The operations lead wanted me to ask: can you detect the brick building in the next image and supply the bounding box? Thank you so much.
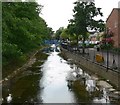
[106,8,120,48]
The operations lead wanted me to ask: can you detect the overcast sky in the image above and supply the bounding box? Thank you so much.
[37,0,120,31]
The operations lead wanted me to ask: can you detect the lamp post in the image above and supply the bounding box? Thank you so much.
[106,42,109,71]
[106,28,109,71]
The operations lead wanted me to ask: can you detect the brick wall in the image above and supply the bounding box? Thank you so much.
[118,9,120,47]
[106,9,120,48]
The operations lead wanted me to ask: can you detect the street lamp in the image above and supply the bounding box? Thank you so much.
[105,28,109,71]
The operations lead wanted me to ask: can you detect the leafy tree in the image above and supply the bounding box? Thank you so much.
[2,2,51,67]
[60,28,69,40]
[47,27,54,39]
[67,1,105,53]
[55,27,64,40]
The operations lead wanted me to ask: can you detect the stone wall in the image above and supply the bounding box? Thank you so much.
[61,48,120,90]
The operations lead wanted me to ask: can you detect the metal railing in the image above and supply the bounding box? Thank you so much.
[61,43,120,73]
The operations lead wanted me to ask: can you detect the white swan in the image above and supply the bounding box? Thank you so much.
[6,94,12,103]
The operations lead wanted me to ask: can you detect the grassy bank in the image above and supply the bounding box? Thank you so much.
[72,80,91,103]
[2,49,49,103]
[2,46,48,78]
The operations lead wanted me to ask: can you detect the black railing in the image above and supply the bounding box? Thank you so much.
[61,43,120,72]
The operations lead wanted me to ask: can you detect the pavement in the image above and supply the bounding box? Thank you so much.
[61,44,120,71]
[85,48,120,71]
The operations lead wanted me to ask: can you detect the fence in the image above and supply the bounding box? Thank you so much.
[61,43,120,72]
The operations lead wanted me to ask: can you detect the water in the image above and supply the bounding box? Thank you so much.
[2,45,119,104]
[36,49,112,104]
[37,51,76,103]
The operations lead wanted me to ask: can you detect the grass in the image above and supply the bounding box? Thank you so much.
[72,80,102,104]
[2,46,48,79]
[72,80,91,103]
[35,51,48,61]
[2,49,49,103]
[11,74,40,103]
[2,60,26,79]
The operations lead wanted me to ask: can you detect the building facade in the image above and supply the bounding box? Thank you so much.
[106,8,120,48]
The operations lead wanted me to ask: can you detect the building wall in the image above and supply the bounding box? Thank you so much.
[90,36,96,41]
[106,9,120,48]
[118,9,120,47]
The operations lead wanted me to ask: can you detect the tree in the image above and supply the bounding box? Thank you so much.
[55,27,64,40]
[2,2,51,66]
[60,28,69,40]
[67,1,105,53]
[47,27,54,39]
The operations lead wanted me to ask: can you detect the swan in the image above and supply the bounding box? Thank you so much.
[6,94,12,103]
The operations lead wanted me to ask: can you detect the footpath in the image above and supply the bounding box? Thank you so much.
[88,48,120,71]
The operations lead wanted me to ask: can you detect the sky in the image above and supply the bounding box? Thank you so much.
[37,0,120,31]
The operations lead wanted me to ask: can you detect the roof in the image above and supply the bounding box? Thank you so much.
[106,8,120,22]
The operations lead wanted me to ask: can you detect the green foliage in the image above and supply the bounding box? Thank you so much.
[2,2,52,67]
[87,43,95,48]
[67,1,105,53]
[70,41,78,46]
[100,43,113,50]
[69,34,78,41]
[112,48,120,53]
[101,32,114,50]
[67,1,105,40]
[47,27,54,39]
[60,28,69,39]
[55,27,64,40]
[72,80,91,102]
[2,43,23,66]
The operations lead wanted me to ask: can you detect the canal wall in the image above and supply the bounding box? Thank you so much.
[61,48,120,90]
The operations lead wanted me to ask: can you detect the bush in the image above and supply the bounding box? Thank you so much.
[87,44,94,48]
[70,41,78,46]
[2,43,24,65]
[100,43,113,50]
[112,48,120,53]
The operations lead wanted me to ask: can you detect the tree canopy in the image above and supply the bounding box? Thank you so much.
[67,1,105,40]
[66,1,105,53]
[2,2,52,66]
[55,27,64,40]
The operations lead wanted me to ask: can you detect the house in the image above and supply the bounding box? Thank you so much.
[89,31,97,42]
[89,32,104,44]
[106,8,120,48]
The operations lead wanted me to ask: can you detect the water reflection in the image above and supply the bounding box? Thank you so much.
[61,57,112,104]
[37,51,76,103]
[38,45,112,103]
[43,44,60,53]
